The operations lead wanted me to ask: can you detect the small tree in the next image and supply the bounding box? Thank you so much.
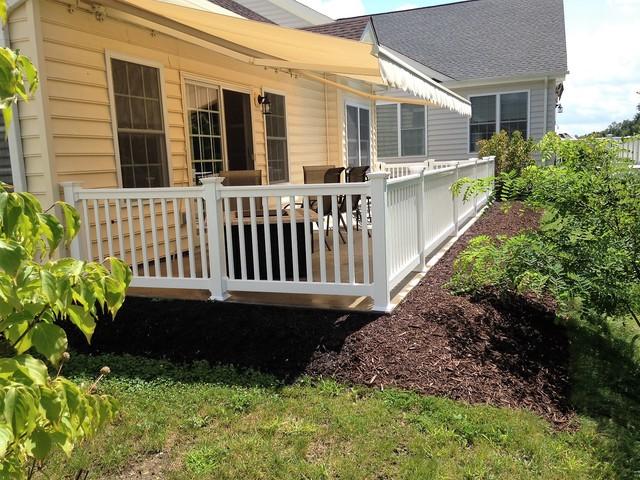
[478,130,536,176]
[0,2,131,477]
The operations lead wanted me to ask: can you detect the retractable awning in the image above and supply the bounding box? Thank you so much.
[103,0,471,115]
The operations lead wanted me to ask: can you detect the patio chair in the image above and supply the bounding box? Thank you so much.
[341,166,370,233]
[219,169,262,214]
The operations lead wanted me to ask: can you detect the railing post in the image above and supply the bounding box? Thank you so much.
[201,177,229,302]
[452,162,460,236]
[472,157,479,215]
[368,172,392,312]
[60,181,85,259]
[415,165,427,272]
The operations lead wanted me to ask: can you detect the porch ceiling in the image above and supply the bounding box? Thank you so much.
[104,0,471,115]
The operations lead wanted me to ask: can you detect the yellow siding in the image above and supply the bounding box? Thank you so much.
[34,0,347,191]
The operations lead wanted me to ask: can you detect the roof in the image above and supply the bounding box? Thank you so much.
[304,0,568,82]
[208,0,274,22]
[303,16,370,40]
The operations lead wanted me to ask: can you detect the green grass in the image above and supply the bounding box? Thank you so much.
[38,317,640,480]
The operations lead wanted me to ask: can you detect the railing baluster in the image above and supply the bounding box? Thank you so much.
[318,195,326,283]
[331,194,340,283]
[249,197,260,280]
[302,196,312,282]
[149,199,160,278]
[115,199,125,261]
[223,198,235,280]
[262,196,273,281]
[138,199,149,277]
[173,198,184,278]
[185,199,196,278]
[104,199,113,258]
[161,199,172,277]
[126,199,137,273]
[289,195,300,282]
[236,197,247,281]
[346,195,355,284]
[82,199,91,261]
[93,199,103,263]
[360,199,369,284]
[275,197,285,281]
[197,198,208,278]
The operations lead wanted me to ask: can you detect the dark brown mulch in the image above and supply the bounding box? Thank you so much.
[70,202,573,427]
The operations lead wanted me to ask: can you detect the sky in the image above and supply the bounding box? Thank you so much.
[298,0,640,136]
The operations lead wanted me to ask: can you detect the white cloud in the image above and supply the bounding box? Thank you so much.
[558,0,640,135]
[296,0,366,19]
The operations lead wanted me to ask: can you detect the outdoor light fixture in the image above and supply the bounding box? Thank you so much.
[257,94,271,115]
[556,103,563,113]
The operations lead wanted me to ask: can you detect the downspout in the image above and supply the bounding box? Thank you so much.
[0,22,27,192]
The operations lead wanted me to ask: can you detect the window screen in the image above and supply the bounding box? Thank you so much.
[500,92,528,137]
[265,93,289,183]
[111,58,168,188]
[376,104,398,158]
[400,104,425,156]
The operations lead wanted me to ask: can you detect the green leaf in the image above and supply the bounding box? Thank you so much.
[40,388,62,424]
[0,239,26,275]
[30,323,68,365]
[30,427,52,460]
[67,304,96,343]
[15,355,48,386]
[40,269,58,305]
[5,319,32,354]
[37,212,64,252]
[0,424,13,458]
[56,201,81,245]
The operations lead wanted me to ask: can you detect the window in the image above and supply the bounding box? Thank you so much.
[346,104,370,167]
[469,92,528,152]
[186,82,224,183]
[0,116,12,185]
[265,92,289,183]
[111,58,168,188]
[376,103,426,158]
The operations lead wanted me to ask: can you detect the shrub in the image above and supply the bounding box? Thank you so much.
[478,130,536,176]
[450,134,640,328]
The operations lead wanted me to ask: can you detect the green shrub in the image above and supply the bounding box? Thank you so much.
[477,130,536,176]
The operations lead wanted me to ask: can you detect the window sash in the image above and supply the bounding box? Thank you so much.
[111,58,169,188]
[265,92,289,183]
[469,92,528,152]
[376,103,426,158]
[346,104,370,167]
[185,81,224,183]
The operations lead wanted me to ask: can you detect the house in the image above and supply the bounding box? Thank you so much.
[1,0,490,312]
[304,0,569,163]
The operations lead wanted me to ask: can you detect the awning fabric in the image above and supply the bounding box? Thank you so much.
[109,0,470,115]
[378,51,471,116]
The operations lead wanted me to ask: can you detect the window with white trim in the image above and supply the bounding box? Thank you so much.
[185,81,224,183]
[346,104,370,167]
[376,103,426,158]
[469,92,528,152]
[111,58,169,188]
[265,92,289,183]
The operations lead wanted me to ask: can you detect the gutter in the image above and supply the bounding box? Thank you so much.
[0,23,27,192]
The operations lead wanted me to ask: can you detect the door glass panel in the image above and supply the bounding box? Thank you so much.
[359,108,370,166]
[223,90,254,171]
[346,105,359,167]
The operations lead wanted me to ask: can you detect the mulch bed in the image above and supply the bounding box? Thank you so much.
[70,202,573,428]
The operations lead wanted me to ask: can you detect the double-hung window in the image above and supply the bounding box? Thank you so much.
[376,103,426,158]
[111,58,169,188]
[185,82,224,183]
[346,104,370,167]
[469,92,528,152]
[265,92,289,183]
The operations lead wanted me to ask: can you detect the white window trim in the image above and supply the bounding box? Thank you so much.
[468,89,531,154]
[180,72,257,186]
[262,88,291,185]
[344,100,371,167]
[105,51,173,188]
[376,102,428,160]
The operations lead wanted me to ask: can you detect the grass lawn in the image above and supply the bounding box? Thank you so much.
[40,316,640,480]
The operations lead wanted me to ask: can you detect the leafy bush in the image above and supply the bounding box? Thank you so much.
[0,184,131,477]
[450,133,640,327]
[477,130,536,176]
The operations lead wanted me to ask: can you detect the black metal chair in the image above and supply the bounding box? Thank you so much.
[341,166,370,234]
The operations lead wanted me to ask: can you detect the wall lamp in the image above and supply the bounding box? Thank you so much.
[257,94,271,115]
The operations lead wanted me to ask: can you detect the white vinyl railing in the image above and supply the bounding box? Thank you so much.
[61,156,494,312]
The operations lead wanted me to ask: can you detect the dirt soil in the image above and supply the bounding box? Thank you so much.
[71,202,573,427]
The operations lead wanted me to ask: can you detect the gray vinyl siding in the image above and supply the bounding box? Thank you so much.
[427,80,556,162]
